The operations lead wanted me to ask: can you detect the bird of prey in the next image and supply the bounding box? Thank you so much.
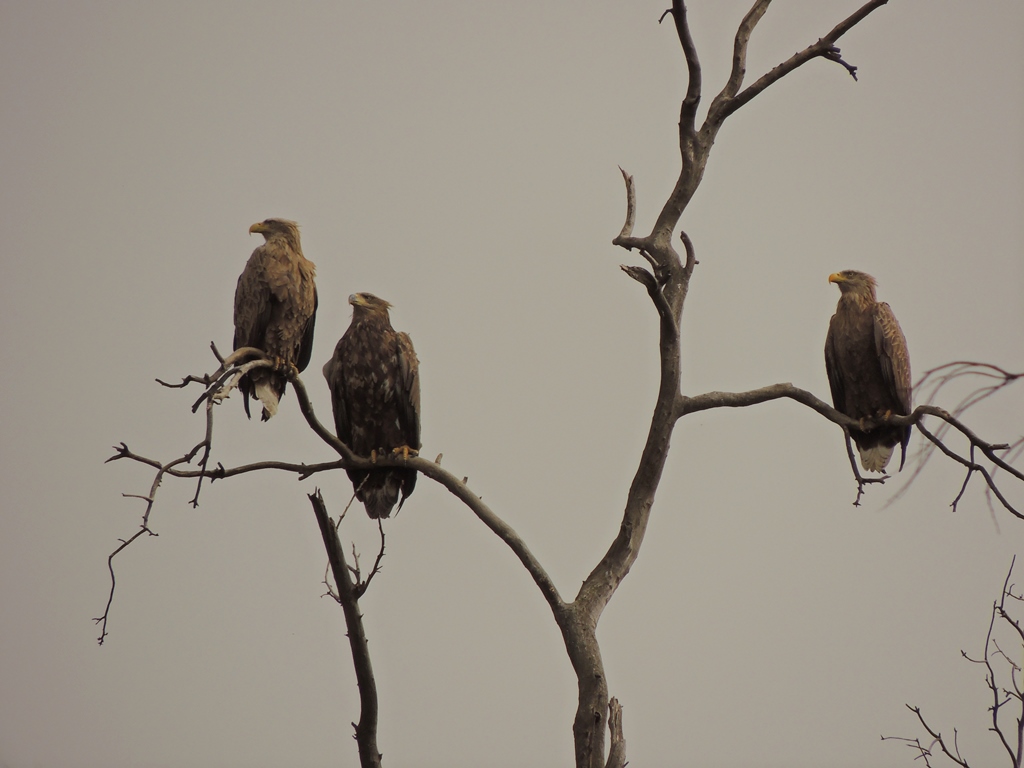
[233,218,318,420]
[323,292,421,518]
[825,270,912,472]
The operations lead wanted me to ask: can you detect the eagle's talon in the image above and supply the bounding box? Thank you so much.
[392,445,419,461]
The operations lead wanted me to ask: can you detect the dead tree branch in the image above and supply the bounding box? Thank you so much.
[706,0,889,124]
[605,697,626,768]
[888,363,1024,508]
[885,557,1024,767]
[309,490,381,768]
[674,381,1022,514]
[106,349,567,642]
[349,520,387,600]
[95,441,207,645]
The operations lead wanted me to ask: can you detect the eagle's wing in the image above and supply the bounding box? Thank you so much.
[873,301,912,414]
[296,287,318,373]
[323,341,351,446]
[395,331,421,450]
[233,249,275,418]
[823,314,846,413]
[233,249,272,352]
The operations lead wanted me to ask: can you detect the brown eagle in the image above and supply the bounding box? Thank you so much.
[233,218,318,420]
[323,293,421,518]
[824,270,912,472]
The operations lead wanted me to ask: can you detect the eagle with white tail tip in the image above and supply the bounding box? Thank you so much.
[323,292,421,519]
[233,218,318,420]
[824,269,912,472]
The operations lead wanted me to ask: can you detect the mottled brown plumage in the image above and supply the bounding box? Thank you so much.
[323,293,421,518]
[233,218,318,420]
[825,270,912,472]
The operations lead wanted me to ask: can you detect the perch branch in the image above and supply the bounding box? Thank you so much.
[111,351,566,634]
[674,382,1022,515]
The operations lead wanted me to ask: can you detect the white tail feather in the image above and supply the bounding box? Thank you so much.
[254,380,279,419]
[857,444,894,473]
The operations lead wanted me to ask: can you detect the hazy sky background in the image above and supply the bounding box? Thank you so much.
[2,2,1022,766]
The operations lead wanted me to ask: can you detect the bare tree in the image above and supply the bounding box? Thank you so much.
[883,556,1024,768]
[102,3,1024,767]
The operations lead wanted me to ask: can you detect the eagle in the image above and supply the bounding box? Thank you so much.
[323,292,421,518]
[233,218,318,420]
[824,270,912,473]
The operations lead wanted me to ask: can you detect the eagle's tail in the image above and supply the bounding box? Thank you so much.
[245,371,285,421]
[853,424,910,474]
[254,379,280,420]
[856,443,894,473]
[352,469,417,519]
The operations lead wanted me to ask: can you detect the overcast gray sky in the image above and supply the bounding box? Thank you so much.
[2,2,1022,767]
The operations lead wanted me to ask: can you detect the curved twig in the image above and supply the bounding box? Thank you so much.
[95,446,196,644]
[353,520,387,600]
[916,420,1020,519]
[614,167,636,242]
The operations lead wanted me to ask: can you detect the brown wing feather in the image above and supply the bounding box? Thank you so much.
[295,287,318,373]
[872,302,912,414]
[233,246,275,418]
[322,342,351,446]
[258,237,317,365]
[395,331,421,450]
[233,247,273,352]
[823,316,846,414]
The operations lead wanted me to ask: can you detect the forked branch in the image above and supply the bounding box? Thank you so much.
[646,1,889,244]
[675,381,1023,516]
[106,350,566,642]
[706,0,890,126]
[884,557,1024,767]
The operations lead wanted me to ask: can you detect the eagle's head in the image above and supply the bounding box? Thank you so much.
[829,269,878,300]
[249,218,301,245]
[349,292,393,320]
